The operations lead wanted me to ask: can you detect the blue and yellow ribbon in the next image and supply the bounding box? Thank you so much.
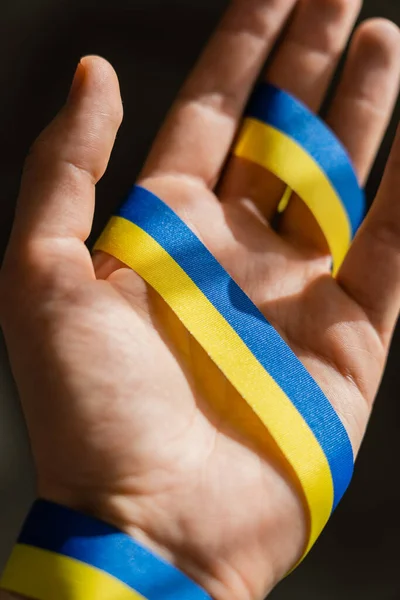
[1,85,364,597]
[94,185,354,559]
[2,546,146,600]
[235,83,365,273]
[1,500,212,600]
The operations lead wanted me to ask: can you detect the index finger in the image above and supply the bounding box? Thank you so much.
[141,0,298,187]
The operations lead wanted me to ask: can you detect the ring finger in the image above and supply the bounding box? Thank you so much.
[219,0,362,221]
[280,18,400,253]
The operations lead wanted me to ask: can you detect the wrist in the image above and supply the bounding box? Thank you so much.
[3,497,225,600]
[1,499,217,599]
[38,490,222,599]
[37,478,301,600]
[37,487,273,600]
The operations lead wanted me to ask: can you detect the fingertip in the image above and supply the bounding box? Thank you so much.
[360,17,400,39]
[353,18,400,68]
[80,55,120,87]
[71,55,124,127]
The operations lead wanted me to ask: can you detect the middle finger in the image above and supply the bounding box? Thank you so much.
[219,0,362,220]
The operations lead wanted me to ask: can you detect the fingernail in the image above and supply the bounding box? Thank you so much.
[68,61,86,102]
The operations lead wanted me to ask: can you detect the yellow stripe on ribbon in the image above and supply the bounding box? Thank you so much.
[234,118,352,274]
[95,216,334,556]
[1,544,146,600]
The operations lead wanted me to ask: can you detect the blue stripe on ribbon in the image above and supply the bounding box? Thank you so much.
[117,185,354,509]
[247,83,365,237]
[19,501,212,600]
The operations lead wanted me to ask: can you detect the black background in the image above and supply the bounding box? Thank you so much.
[0,0,399,598]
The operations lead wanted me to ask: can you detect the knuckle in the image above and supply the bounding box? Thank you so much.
[112,101,124,129]
[2,239,52,293]
[96,98,123,131]
[24,134,51,175]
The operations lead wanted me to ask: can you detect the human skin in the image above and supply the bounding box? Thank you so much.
[0,0,400,599]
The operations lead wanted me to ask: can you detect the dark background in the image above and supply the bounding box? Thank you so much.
[0,0,399,598]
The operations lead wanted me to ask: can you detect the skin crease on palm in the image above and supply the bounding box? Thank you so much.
[0,0,400,598]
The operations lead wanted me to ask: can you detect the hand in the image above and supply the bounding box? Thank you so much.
[1,1,399,599]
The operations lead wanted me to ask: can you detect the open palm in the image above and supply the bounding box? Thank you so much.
[1,1,400,599]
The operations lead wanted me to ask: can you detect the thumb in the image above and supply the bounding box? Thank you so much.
[5,56,123,274]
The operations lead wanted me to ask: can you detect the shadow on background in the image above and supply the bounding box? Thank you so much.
[0,0,399,597]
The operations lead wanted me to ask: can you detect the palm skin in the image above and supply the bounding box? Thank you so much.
[1,2,400,600]
[1,178,378,600]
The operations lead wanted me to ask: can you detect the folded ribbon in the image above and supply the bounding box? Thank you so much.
[234,83,366,274]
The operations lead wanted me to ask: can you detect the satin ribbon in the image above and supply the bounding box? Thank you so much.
[94,185,354,560]
[234,83,365,274]
[1,500,212,600]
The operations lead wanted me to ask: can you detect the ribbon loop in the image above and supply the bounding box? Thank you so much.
[235,83,366,274]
